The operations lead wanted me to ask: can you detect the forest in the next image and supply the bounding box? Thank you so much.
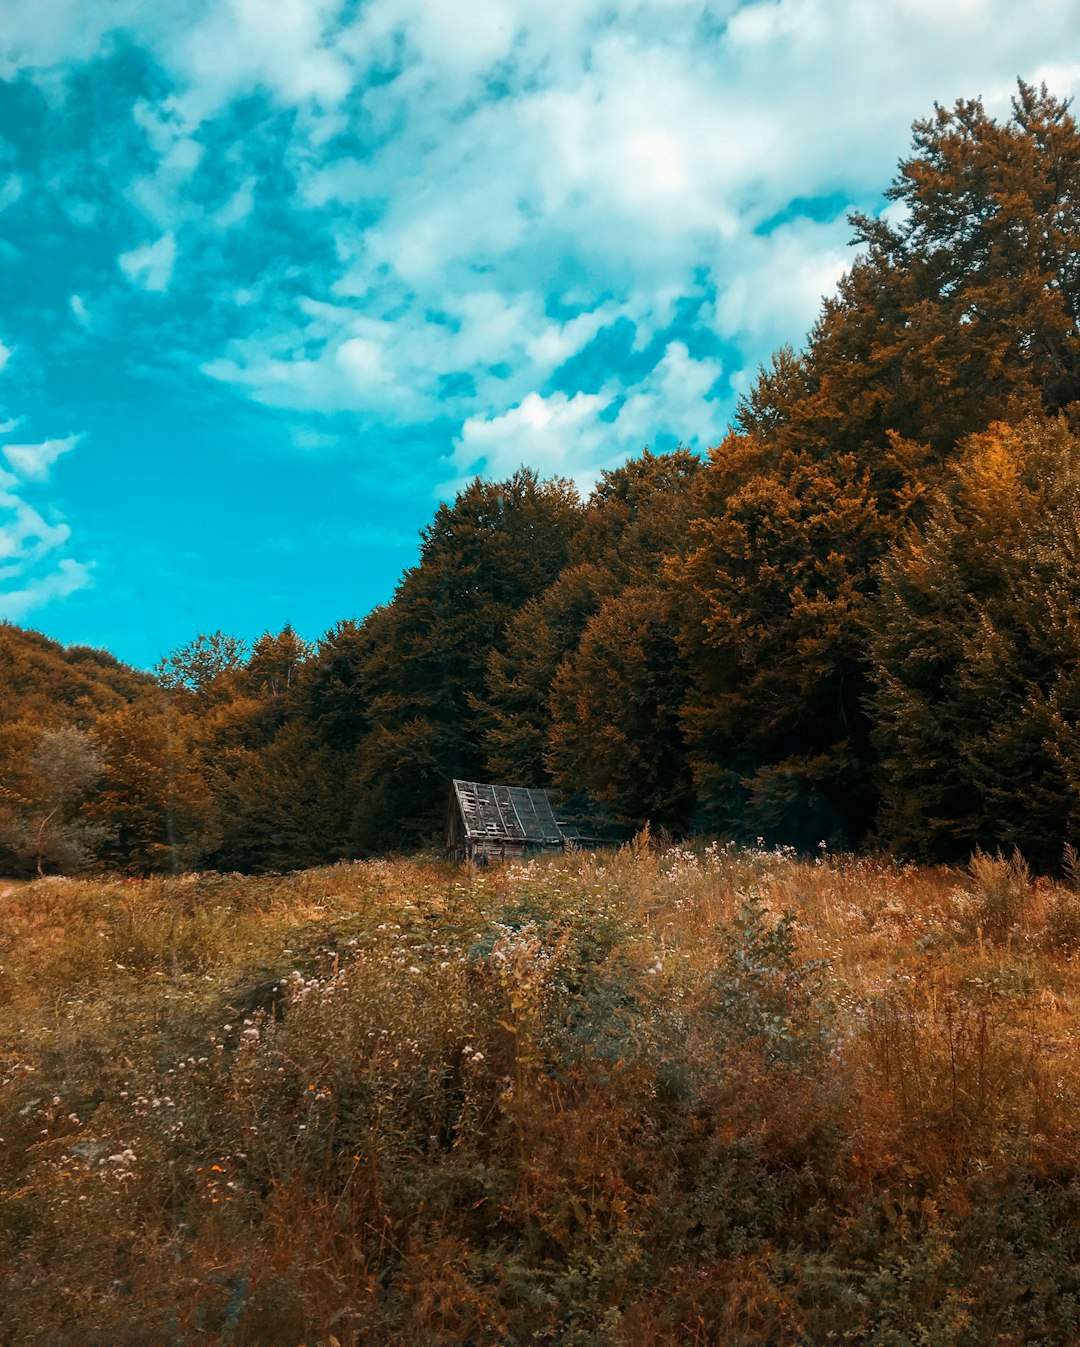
[5,84,1080,1347]
[3,83,1080,878]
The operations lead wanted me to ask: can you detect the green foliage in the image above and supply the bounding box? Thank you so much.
[711,894,831,1067]
[156,630,249,696]
[478,563,616,786]
[89,699,216,873]
[0,622,152,729]
[207,721,353,873]
[674,84,1080,853]
[676,441,898,846]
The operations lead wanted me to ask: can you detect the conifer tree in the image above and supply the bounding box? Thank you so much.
[479,563,617,786]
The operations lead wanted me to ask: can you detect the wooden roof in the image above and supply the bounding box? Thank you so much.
[450,779,565,846]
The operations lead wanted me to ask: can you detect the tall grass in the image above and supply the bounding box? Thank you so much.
[2,844,1079,1344]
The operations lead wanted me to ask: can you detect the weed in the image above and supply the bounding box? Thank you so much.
[0,847,1078,1343]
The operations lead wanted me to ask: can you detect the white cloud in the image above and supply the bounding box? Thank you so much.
[119,232,177,292]
[446,340,723,495]
[5,0,1080,495]
[611,341,723,447]
[164,0,353,125]
[0,492,69,563]
[69,294,90,326]
[194,0,1078,482]
[0,557,92,621]
[214,176,257,229]
[3,433,80,482]
[709,219,852,347]
[451,389,612,487]
[0,427,90,619]
[0,340,10,371]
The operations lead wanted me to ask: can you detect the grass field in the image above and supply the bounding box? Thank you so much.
[2,842,1080,1345]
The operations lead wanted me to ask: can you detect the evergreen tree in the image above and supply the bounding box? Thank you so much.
[677,444,896,846]
[479,563,617,786]
[476,449,702,791]
[207,721,352,873]
[299,619,375,753]
[241,625,313,699]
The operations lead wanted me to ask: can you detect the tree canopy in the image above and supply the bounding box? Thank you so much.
[5,84,1080,874]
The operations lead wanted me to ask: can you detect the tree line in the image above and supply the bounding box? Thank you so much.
[3,83,1080,875]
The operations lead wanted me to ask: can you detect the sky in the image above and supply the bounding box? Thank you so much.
[0,0,1077,669]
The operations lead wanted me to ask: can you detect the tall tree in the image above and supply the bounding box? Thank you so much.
[476,449,702,790]
[869,417,1080,868]
[479,563,617,786]
[348,470,582,850]
[89,700,215,873]
[676,83,1080,848]
[155,631,248,698]
[547,584,694,831]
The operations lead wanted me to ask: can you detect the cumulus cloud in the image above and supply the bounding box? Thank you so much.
[119,232,177,292]
[191,0,1079,484]
[4,0,1080,499]
[451,389,612,487]
[446,340,723,495]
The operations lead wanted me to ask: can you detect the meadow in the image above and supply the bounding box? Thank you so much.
[2,841,1080,1345]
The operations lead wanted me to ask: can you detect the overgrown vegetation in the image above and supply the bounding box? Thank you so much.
[3,845,1080,1344]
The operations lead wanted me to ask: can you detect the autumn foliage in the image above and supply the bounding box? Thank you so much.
[3,84,1080,871]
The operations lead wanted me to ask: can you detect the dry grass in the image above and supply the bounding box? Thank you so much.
[2,844,1080,1345]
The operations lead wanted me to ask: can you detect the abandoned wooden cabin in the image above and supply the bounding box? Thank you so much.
[446,779,605,863]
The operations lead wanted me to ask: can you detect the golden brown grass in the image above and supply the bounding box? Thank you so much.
[2,844,1080,1345]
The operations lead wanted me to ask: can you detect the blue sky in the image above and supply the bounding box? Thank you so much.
[0,0,1077,669]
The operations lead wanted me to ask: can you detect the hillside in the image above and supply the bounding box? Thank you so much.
[2,846,1079,1344]
[6,88,1080,875]
[0,623,153,728]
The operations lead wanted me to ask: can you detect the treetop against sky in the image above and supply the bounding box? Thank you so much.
[0,0,1076,667]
